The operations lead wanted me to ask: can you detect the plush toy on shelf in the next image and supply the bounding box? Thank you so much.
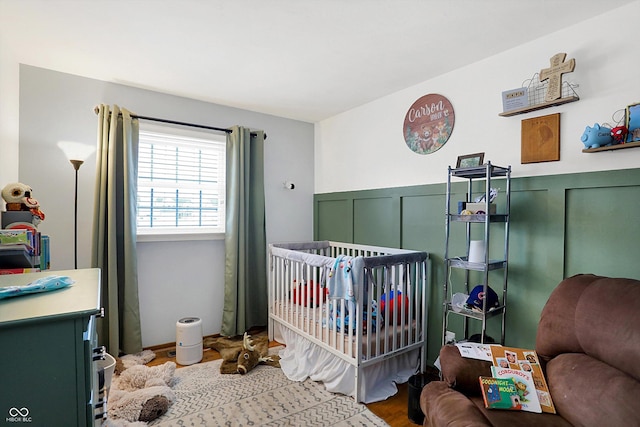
[611,125,629,144]
[580,123,615,149]
[1,182,45,229]
[1,182,45,218]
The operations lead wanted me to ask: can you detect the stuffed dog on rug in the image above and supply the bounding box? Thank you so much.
[204,332,280,374]
[106,352,176,425]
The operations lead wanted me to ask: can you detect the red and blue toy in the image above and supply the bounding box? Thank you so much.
[293,280,327,307]
[379,290,410,324]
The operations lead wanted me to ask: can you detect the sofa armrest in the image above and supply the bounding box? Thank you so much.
[439,344,493,396]
[420,381,492,427]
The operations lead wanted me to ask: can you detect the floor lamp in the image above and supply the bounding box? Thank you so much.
[70,159,84,269]
[58,140,96,270]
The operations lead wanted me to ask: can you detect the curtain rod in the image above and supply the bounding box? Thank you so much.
[93,106,266,139]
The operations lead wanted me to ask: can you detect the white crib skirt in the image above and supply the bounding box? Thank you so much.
[276,324,419,403]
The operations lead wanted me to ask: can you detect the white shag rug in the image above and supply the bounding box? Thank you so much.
[147,347,389,427]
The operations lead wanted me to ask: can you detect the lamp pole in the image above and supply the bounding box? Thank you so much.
[70,159,84,269]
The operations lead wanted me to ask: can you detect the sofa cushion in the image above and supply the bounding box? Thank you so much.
[439,345,492,396]
[547,353,640,427]
[420,381,493,427]
[536,274,601,361]
[469,396,572,427]
[421,381,572,427]
[536,274,640,381]
[574,277,640,382]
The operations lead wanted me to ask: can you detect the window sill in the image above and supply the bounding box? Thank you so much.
[136,232,225,243]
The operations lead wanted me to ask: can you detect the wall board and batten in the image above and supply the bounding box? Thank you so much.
[314,167,640,364]
[314,2,640,195]
[312,2,640,364]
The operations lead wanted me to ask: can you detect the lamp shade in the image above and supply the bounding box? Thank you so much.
[57,141,96,162]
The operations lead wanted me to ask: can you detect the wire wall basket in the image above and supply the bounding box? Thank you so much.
[499,73,579,117]
[525,73,579,107]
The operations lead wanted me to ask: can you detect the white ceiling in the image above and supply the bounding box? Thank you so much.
[1,0,635,123]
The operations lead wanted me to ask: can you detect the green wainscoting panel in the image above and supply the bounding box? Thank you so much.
[316,198,353,242]
[401,194,443,252]
[566,186,640,278]
[353,196,398,247]
[401,192,447,360]
[505,187,563,349]
[314,168,640,364]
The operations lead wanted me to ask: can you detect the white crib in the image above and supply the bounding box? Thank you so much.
[268,241,429,403]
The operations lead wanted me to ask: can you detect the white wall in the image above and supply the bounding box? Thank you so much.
[315,1,640,193]
[15,66,314,347]
[4,1,639,349]
[0,28,20,186]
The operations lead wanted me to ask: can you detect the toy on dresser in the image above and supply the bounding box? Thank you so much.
[1,182,45,230]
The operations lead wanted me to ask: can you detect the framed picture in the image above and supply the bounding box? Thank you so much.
[521,113,560,164]
[626,102,640,143]
[456,152,485,168]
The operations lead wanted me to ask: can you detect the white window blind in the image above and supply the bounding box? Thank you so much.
[136,124,226,236]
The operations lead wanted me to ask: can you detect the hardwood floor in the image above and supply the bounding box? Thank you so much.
[146,338,421,427]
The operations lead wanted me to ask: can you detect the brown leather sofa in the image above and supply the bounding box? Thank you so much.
[420,274,640,427]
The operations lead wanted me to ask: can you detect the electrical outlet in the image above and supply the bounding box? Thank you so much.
[445,331,456,344]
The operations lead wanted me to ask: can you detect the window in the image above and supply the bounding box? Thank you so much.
[136,123,226,238]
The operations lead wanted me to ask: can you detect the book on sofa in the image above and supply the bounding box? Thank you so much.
[455,342,500,361]
[490,346,556,414]
[479,376,522,410]
[490,366,541,413]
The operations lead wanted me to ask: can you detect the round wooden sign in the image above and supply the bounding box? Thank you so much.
[403,94,455,155]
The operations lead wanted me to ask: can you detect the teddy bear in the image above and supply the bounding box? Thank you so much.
[1,182,45,225]
[106,358,176,424]
[204,331,280,375]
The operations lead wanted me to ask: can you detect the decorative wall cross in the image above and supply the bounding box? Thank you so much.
[539,53,575,102]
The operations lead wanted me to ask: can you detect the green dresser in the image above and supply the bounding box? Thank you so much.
[0,268,102,426]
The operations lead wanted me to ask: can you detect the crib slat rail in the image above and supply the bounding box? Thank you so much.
[268,241,429,403]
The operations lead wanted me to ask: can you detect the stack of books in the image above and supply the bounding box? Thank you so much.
[456,342,556,414]
[0,229,49,272]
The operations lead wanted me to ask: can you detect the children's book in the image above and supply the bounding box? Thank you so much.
[0,229,32,245]
[479,376,522,410]
[0,268,40,275]
[490,346,556,414]
[491,366,541,413]
[455,342,501,361]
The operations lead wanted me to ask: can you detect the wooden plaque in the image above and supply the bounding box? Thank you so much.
[521,113,560,164]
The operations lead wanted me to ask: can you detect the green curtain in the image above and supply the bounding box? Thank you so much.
[92,104,142,355]
[221,126,267,336]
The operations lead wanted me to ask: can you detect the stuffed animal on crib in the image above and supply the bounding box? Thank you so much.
[379,290,410,324]
[329,300,379,333]
[204,332,280,375]
[580,123,614,149]
[293,279,328,307]
[1,182,46,225]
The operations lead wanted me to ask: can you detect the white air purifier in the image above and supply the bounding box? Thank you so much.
[176,317,203,365]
